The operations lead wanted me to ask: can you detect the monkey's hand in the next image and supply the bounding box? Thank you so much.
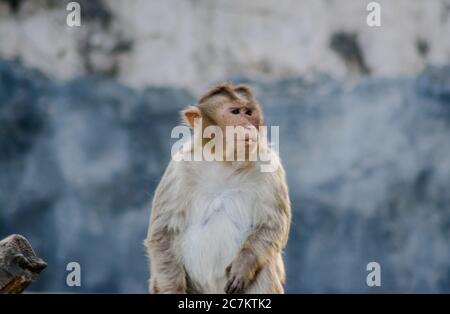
[224,250,258,294]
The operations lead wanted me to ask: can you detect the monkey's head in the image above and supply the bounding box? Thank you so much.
[181,83,265,161]
[183,83,264,129]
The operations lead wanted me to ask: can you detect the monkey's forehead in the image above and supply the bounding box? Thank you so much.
[199,96,260,110]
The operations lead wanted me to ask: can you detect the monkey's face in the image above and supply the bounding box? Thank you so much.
[214,101,260,146]
[215,101,261,130]
[204,100,262,161]
[182,83,265,162]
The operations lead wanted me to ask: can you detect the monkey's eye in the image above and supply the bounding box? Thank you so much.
[245,109,252,116]
[230,108,240,115]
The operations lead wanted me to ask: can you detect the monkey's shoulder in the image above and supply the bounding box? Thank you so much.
[174,159,280,183]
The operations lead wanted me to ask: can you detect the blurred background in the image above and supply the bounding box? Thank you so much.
[0,0,449,293]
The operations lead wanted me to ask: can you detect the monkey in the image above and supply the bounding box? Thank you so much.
[144,82,291,294]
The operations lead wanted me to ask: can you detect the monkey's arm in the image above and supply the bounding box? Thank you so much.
[147,220,187,293]
[145,162,187,294]
[225,168,291,294]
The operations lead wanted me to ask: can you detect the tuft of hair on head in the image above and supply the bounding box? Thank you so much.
[233,84,255,101]
[198,82,236,104]
[198,82,253,104]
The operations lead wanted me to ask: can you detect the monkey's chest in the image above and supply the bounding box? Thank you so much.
[180,189,254,293]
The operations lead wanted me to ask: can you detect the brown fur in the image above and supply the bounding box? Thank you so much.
[145,82,291,294]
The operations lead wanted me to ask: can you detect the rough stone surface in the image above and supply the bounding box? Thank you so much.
[0,0,449,91]
[0,60,449,292]
[0,234,47,293]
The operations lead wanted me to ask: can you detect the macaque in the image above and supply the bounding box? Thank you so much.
[145,83,291,294]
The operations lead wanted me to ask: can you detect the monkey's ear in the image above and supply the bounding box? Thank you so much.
[181,106,201,128]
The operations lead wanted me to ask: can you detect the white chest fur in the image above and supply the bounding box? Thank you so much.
[180,162,258,293]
